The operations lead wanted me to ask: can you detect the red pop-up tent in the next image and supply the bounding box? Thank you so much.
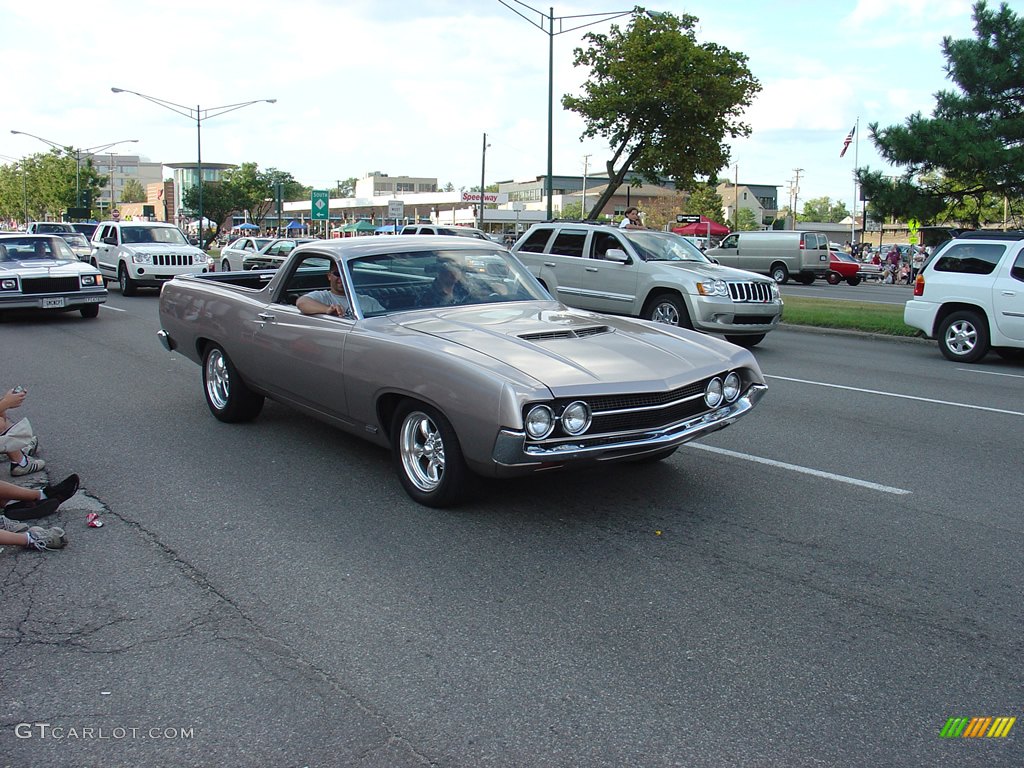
[671,216,730,237]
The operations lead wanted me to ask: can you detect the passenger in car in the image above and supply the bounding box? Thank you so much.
[419,263,469,307]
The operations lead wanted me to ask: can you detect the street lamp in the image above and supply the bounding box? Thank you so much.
[111,88,276,244]
[479,132,491,230]
[498,2,635,219]
[10,130,138,202]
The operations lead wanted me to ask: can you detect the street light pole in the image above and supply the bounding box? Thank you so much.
[111,88,276,245]
[479,132,490,230]
[498,2,634,219]
[10,130,138,210]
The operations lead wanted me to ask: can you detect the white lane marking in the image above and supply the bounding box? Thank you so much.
[957,367,1024,380]
[687,443,912,495]
[101,304,126,312]
[765,374,1024,417]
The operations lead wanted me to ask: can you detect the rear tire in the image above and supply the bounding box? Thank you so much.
[392,401,468,508]
[80,304,100,319]
[938,310,989,363]
[643,293,691,328]
[796,274,815,285]
[826,272,841,285]
[725,333,766,348]
[202,344,264,422]
[770,263,789,284]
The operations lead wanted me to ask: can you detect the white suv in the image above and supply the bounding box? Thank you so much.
[904,231,1024,362]
[91,221,213,296]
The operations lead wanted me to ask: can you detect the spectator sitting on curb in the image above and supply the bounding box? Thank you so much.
[0,519,67,551]
[1,474,79,521]
[0,387,45,477]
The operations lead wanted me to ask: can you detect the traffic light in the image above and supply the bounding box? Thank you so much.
[78,189,91,208]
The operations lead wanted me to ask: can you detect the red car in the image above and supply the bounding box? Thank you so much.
[826,250,863,285]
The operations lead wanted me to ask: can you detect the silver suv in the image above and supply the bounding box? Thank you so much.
[511,222,782,347]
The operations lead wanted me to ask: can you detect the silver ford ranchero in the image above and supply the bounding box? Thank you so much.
[157,236,767,507]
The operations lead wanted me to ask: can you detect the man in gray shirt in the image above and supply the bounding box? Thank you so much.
[297,262,385,316]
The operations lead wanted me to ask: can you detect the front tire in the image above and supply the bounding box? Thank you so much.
[846,276,861,286]
[80,304,100,319]
[118,263,138,297]
[392,401,468,508]
[725,333,766,348]
[220,259,231,273]
[644,293,691,328]
[938,310,989,363]
[202,344,264,422]
[632,447,678,464]
[770,263,789,284]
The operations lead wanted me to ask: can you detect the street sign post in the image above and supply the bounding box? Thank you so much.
[310,190,329,221]
[387,200,404,235]
[676,214,700,224]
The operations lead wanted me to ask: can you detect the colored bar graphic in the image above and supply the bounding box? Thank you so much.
[940,716,1015,738]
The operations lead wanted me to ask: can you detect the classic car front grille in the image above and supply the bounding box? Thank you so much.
[525,373,741,444]
[518,326,611,342]
[152,253,193,267]
[20,277,79,294]
[728,281,773,302]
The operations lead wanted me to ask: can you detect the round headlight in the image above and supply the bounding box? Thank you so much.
[560,401,591,436]
[704,377,724,408]
[723,372,742,402]
[525,405,555,439]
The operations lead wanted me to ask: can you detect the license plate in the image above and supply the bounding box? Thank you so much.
[42,297,65,308]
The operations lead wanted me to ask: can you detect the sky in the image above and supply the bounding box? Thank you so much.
[1,0,979,214]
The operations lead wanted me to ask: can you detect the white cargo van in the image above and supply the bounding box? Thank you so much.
[706,231,830,284]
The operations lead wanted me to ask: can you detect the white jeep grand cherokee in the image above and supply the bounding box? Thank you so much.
[904,231,1024,362]
[90,221,213,296]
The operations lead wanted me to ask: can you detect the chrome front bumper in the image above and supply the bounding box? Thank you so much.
[492,384,767,470]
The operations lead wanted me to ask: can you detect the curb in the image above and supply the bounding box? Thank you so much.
[778,323,931,345]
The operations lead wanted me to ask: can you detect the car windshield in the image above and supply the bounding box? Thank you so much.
[346,247,550,316]
[59,233,90,248]
[622,231,712,262]
[121,226,189,245]
[33,223,74,234]
[0,237,76,261]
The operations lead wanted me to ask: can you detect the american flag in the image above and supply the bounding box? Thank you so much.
[840,125,856,158]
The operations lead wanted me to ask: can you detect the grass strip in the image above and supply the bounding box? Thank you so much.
[781,296,921,337]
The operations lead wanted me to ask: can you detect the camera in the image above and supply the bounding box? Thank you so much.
[11,385,25,394]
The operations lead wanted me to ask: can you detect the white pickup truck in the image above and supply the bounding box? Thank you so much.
[904,231,1024,362]
[90,221,214,295]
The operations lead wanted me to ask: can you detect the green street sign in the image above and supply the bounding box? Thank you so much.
[311,189,329,221]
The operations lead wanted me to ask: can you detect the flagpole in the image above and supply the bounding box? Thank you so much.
[852,116,859,245]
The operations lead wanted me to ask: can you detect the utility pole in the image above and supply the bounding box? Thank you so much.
[792,168,804,225]
[581,154,591,219]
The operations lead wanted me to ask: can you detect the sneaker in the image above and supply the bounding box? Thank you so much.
[10,457,45,476]
[25,526,67,551]
[23,435,39,456]
[0,515,29,533]
[3,496,61,522]
[43,474,79,504]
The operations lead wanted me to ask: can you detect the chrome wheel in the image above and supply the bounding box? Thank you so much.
[651,301,680,325]
[399,410,446,492]
[205,347,230,411]
[944,320,977,355]
[938,310,989,363]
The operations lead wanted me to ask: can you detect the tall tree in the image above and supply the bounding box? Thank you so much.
[182,181,245,249]
[858,1,1024,225]
[799,196,850,223]
[562,9,759,218]
[120,178,147,204]
[685,184,725,224]
[335,177,357,197]
[735,208,760,231]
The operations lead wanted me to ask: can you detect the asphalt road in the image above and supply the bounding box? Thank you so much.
[2,292,1022,767]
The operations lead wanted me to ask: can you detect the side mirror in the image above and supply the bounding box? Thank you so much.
[103,236,117,245]
[710,257,720,265]
[604,248,629,263]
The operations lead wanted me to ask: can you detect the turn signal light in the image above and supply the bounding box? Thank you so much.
[914,274,925,296]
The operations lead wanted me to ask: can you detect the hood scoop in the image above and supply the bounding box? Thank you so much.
[518,325,612,342]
